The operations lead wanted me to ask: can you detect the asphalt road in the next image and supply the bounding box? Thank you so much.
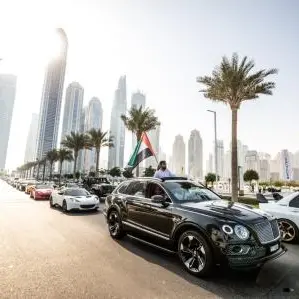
[0,180,298,299]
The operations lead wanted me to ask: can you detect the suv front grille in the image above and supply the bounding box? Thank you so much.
[254,219,280,244]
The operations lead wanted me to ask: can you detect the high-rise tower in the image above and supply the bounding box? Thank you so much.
[36,28,68,159]
[108,76,127,169]
[0,74,17,169]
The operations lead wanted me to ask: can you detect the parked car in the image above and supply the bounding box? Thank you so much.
[50,188,100,212]
[103,177,286,277]
[83,177,115,198]
[30,184,53,200]
[25,180,39,194]
[259,192,299,243]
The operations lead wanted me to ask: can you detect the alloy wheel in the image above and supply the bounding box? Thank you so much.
[108,211,120,237]
[278,220,296,242]
[179,234,206,274]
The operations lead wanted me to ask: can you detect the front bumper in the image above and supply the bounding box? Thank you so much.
[227,243,287,269]
[67,201,100,211]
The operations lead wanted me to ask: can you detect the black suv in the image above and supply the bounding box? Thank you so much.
[103,177,286,277]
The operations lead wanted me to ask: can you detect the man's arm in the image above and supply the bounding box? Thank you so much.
[153,171,160,178]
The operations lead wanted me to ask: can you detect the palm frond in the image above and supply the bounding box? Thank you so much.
[197,53,278,108]
[121,106,160,139]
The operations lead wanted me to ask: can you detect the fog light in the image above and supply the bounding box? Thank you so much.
[232,246,243,254]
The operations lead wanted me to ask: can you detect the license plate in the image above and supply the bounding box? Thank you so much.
[270,244,279,252]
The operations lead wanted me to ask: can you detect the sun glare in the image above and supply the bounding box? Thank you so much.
[42,30,65,61]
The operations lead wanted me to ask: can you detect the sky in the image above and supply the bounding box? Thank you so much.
[1,0,299,170]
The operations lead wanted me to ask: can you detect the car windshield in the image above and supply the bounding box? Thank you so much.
[164,181,221,202]
[36,185,52,189]
[66,183,79,188]
[65,189,89,196]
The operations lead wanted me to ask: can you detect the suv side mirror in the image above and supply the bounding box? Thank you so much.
[58,191,64,195]
[151,195,169,207]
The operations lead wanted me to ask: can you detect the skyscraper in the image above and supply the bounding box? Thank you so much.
[24,113,39,163]
[188,129,203,179]
[108,76,127,169]
[60,82,84,173]
[61,82,84,139]
[172,135,185,175]
[36,28,68,159]
[131,91,146,151]
[83,97,103,172]
[0,74,17,169]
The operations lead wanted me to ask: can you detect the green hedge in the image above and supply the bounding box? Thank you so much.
[221,195,259,206]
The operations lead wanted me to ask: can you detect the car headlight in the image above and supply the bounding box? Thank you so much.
[234,225,250,240]
[94,196,99,201]
[69,198,80,203]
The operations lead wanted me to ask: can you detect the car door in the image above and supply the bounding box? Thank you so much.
[124,180,149,227]
[140,182,175,239]
[125,181,174,240]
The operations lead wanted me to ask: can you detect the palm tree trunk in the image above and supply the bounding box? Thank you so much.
[36,164,40,180]
[49,162,53,180]
[59,160,63,185]
[96,149,100,177]
[231,108,238,202]
[42,163,46,182]
[73,152,78,182]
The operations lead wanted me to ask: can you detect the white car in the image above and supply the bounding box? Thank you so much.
[50,188,100,212]
[259,192,299,243]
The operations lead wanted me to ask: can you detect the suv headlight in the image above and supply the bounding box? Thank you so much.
[234,225,250,240]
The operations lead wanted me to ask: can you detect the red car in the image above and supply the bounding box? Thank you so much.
[30,184,53,200]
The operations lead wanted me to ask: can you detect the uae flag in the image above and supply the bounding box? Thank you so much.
[127,132,156,169]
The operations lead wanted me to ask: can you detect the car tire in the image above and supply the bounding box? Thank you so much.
[178,230,214,277]
[49,196,55,208]
[278,218,299,243]
[62,200,68,213]
[107,209,125,239]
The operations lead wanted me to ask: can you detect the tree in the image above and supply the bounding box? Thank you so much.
[46,149,59,180]
[273,180,283,188]
[197,54,277,201]
[57,148,73,183]
[121,106,160,176]
[109,167,121,177]
[205,173,216,186]
[143,166,155,177]
[89,171,96,177]
[87,129,113,176]
[122,168,134,178]
[243,169,259,191]
[61,132,91,180]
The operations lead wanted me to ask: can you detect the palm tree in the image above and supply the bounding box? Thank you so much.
[46,149,59,180]
[197,53,277,201]
[121,106,160,176]
[57,148,73,184]
[61,132,91,180]
[87,129,114,176]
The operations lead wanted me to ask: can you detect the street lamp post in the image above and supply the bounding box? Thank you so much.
[207,110,218,185]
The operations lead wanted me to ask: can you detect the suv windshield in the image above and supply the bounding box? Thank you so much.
[65,189,89,196]
[164,181,221,202]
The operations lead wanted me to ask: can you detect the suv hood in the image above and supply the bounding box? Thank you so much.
[180,200,274,224]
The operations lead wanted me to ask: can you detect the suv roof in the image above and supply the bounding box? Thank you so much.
[129,177,188,182]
